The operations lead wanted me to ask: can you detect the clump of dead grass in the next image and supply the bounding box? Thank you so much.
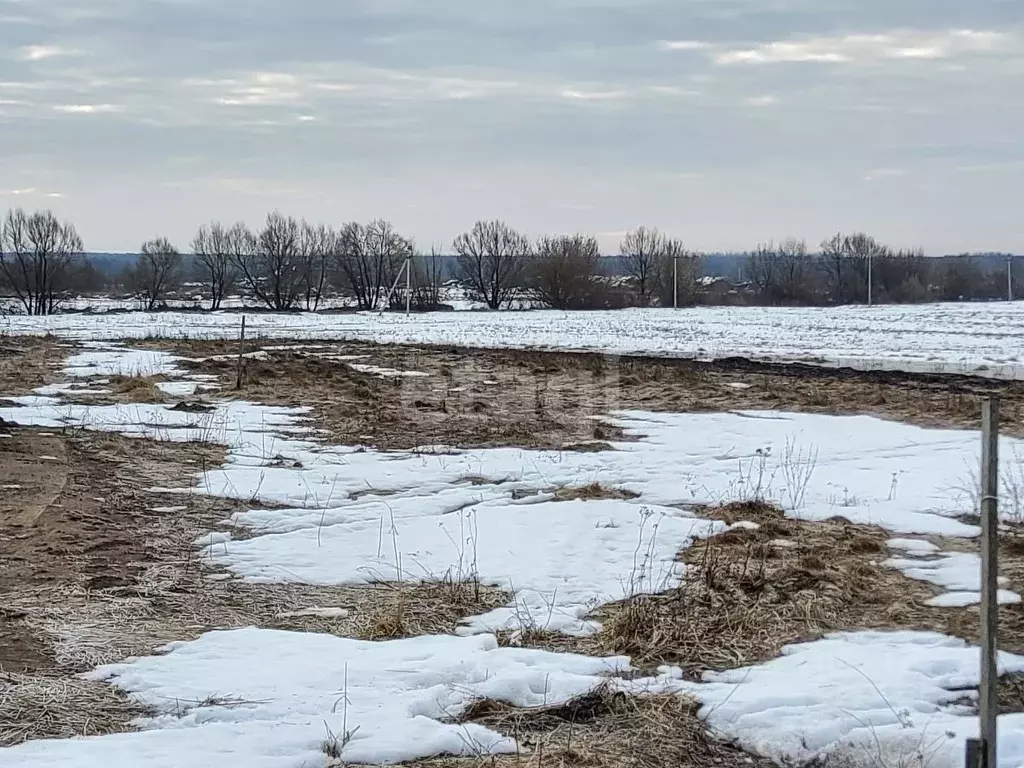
[596,501,947,675]
[356,578,510,640]
[554,483,639,502]
[409,685,774,768]
[561,441,615,453]
[110,375,166,403]
[0,672,149,746]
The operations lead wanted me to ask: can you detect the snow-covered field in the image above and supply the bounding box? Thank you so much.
[3,344,1024,767]
[4,301,1024,377]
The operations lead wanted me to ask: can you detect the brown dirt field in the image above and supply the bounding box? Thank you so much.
[5,335,1024,759]
[0,335,68,395]
[0,426,514,744]
[129,338,1024,452]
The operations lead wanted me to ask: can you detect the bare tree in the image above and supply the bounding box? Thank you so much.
[619,227,663,305]
[937,255,992,301]
[656,238,702,307]
[453,220,531,310]
[744,241,780,303]
[0,208,84,315]
[299,221,333,311]
[130,237,183,310]
[231,212,305,311]
[820,233,847,303]
[368,220,415,309]
[822,232,888,304]
[526,234,602,309]
[192,222,238,310]
[332,220,413,310]
[411,246,446,311]
[776,237,815,304]
[875,247,932,303]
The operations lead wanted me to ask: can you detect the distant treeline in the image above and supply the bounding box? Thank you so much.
[0,207,1020,315]
[78,250,1024,281]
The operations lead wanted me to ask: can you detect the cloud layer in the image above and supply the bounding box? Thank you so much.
[1,0,1022,252]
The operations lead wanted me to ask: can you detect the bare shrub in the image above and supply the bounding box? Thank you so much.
[129,237,183,310]
[526,234,603,310]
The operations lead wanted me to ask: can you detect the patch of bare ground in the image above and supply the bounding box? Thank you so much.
[587,503,1024,679]
[129,338,1024,453]
[108,374,167,403]
[398,687,774,768]
[0,424,522,745]
[0,335,71,394]
[355,579,510,640]
[553,482,640,502]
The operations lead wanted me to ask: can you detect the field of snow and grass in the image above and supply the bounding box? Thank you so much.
[3,343,1024,768]
[3,301,1024,378]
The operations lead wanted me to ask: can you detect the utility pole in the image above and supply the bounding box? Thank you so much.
[867,251,873,306]
[1009,256,1014,302]
[673,254,679,310]
[405,255,412,316]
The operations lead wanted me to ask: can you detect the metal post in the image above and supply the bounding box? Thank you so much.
[966,738,982,768]
[405,255,412,316]
[235,315,247,390]
[673,255,678,310]
[980,397,1000,768]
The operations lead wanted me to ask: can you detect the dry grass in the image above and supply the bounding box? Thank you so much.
[402,685,773,768]
[355,578,510,640]
[561,441,617,453]
[595,502,958,675]
[110,375,166,403]
[0,336,68,394]
[0,672,149,746]
[553,483,640,502]
[131,337,1024,456]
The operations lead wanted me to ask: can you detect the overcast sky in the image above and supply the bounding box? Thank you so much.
[1,0,1022,254]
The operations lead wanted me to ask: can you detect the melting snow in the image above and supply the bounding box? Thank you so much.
[4,344,1024,768]
[0,630,633,768]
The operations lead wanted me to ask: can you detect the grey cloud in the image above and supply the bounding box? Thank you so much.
[1,0,1023,252]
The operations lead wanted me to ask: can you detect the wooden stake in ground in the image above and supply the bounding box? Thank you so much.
[235,315,247,390]
[969,397,1000,768]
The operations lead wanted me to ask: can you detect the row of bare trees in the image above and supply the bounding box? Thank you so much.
[447,222,703,310]
[3,207,1018,314]
[123,215,415,312]
[141,216,701,313]
[742,233,998,305]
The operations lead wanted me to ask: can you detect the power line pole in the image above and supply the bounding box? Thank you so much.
[405,255,412,316]
[673,254,678,310]
[867,251,873,306]
[1009,256,1014,302]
